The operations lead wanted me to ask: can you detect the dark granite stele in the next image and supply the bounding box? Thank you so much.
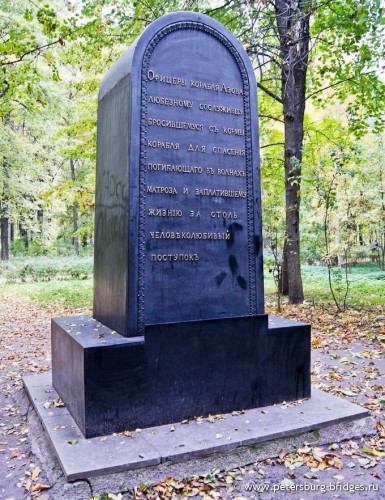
[52,314,310,438]
[47,11,313,441]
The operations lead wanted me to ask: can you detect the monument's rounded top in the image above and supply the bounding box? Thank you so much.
[99,10,252,101]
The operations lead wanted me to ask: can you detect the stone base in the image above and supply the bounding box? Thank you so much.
[24,374,371,482]
[51,314,310,438]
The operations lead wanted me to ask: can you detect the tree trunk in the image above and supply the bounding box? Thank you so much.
[279,240,289,295]
[73,200,79,256]
[275,0,310,304]
[70,157,79,256]
[19,223,29,250]
[1,217,10,261]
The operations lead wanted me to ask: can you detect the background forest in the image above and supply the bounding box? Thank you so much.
[1,0,385,307]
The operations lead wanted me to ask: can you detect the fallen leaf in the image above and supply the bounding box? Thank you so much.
[31,484,51,493]
[31,467,41,481]
[304,472,318,479]
[361,446,385,457]
[53,397,65,407]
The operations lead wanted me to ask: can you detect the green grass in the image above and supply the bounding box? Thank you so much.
[0,278,93,310]
[0,257,383,311]
[264,263,384,309]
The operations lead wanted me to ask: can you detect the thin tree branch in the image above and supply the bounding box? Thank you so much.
[259,114,284,123]
[257,82,283,104]
[260,142,285,149]
[303,70,379,104]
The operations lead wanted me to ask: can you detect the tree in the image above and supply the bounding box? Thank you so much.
[0,0,101,257]
[203,0,385,303]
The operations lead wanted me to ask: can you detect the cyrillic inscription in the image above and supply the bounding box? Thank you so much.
[147,185,178,194]
[145,38,248,282]
[223,127,244,136]
[190,80,220,92]
[149,95,193,108]
[188,144,206,152]
[190,80,243,95]
[150,231,230,240]
[217,168,246,177]
[211,211,238,218]
[148,163,202,174]
[148,117,203,131]
[151,253,199,262]
[199,103,243,115]
[147,140,180,149]
[195,188,246,198]
[148,208,183,217]
[147,70,187,86]
[212,146,245,156]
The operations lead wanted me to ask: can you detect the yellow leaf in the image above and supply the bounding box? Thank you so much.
[362,446,385,457]
[31,467,41,481]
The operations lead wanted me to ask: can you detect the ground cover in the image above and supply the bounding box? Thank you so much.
[0,257,93,284]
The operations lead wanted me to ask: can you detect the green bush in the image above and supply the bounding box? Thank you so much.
[367,271,385,281]
[0,256,93,282]
[10,238,28,257]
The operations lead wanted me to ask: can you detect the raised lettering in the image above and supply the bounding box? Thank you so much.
[223,127,245,136]
[151,253,199,262]
[195,188,246,198]
[217,168,246,177]
[211,211,238,219]
[190,80,220,92]
[147,70,187,86]
[221,83,243,95]
[149,231,230,240]
[148,95,193,108]
[147,163,202,174]
[199,102,243,115]
[187,144,206,153]
[148,117,203,131]
[212,146,245,156]
[147,185,178,194]
[148,208,182,217]
[147,140,180,150]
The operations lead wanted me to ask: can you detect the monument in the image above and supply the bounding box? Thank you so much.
[51,11,310,438]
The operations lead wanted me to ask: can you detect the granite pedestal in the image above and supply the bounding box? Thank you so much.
[52,314,310,438]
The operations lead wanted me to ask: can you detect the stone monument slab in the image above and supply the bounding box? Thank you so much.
[93,11,264,336]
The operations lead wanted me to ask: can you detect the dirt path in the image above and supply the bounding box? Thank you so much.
[0,296,384,499]
[0,297,85,500]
